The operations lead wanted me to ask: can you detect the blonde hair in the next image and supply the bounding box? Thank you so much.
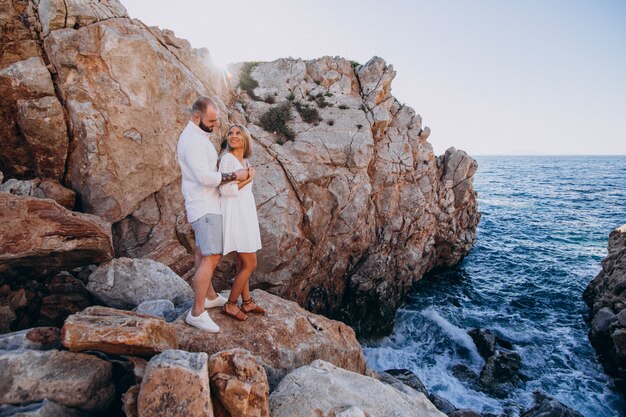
[225,124,253,159]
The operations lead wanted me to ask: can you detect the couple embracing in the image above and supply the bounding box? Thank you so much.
[177,96,265,333]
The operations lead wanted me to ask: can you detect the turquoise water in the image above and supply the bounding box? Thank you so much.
[363,156,626,416]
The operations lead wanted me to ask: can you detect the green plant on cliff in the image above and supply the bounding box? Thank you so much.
[315,93,331,108]
[260,102,295,144]
[294,101,321,124]
[239,61,261,99]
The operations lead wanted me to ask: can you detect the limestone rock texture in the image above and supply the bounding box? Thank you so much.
[222,57,480,335]
[0,0,229,280]
[208,349,270,417]
[0,349,114,411]
[170,290,366,389]
[0,0,479,335]
[268,360,445,417]
[584,224,626,392]
[0,193,113,274]
[85,257,194,310]
[62,306,178,356]
[137,349,213,417]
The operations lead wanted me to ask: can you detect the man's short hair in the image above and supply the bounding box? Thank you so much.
[192,96,217,115]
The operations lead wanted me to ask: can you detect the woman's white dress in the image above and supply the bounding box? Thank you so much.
[218,152,262,254]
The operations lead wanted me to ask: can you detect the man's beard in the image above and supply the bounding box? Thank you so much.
[199,120,213,133]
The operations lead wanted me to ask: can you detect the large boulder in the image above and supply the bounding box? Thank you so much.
[208,349,270,417]
[137,349,213,417]
[170,290,366,389]
[0,349,114,411]
[0,193,113,274]
[269,360,445,417]
[62,306,178,356]
[583,225,626,391]
[86,257,193,309]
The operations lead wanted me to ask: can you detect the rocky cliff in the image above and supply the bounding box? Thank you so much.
[584,224,626,393]
[0,0,479,336]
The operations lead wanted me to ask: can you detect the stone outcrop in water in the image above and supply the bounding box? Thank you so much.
[521,391,584,417]
[584,224,626,393]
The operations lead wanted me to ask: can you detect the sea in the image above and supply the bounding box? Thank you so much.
[363,156,626,417]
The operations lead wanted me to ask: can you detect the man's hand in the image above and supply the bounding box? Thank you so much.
[234,168,249,181]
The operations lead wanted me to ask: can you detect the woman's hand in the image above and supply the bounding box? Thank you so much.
[248,167,256,180]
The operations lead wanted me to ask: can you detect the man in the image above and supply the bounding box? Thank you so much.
[177,96,248,332]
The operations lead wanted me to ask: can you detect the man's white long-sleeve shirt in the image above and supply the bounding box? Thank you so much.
[177,121,223,223]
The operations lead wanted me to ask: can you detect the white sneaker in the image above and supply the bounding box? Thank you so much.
[185,310,220,333]
[204,294,227,309]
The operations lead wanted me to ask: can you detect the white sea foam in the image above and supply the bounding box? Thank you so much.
[420,307,484,366]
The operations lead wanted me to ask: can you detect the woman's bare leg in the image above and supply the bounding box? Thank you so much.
[224,252,257,316]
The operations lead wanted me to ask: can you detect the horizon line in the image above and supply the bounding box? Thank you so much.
[470,153,626,157]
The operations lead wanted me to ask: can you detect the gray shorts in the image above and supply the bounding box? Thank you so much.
[191,213,223,256]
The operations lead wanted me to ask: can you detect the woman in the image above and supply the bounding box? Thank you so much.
[218,124,265,320]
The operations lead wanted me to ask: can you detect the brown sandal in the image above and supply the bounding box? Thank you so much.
[221,300,248,321]
[241,298,267,315]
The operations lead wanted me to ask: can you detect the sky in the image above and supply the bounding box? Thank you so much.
[123,0,626,156]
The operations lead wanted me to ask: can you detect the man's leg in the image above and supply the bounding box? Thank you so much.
[195,245,223,304]
[191,253,221,317]
[194,246,202,272]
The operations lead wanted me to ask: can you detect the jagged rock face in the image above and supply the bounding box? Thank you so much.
[0,1,479,336]
[0,0,227,279]
[0,0,69,180]
[225,57,480,335]
[584,224,626,392]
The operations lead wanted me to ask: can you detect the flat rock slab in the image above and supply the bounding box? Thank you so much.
[269,360,445,417]
[138,349,213,417]
[62,306,178,356]
[0,193,113,274]
[170,290,366,389]
[0,349,114,411]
